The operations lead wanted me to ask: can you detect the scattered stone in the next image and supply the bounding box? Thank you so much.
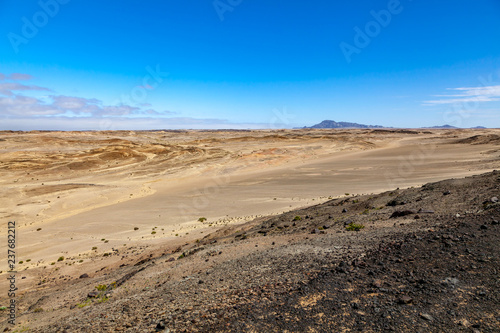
[155,320,166,331]
[397,296,413,304]
[418,209,435,214]
[420,313,433,321]
[491,196,498,203]
[457,318,470,326]
[79,273,89,279]
[441,277,459,288]
[443,191,451,195]
[386,199,406,206]
[371,279,383,288]
[87,291,99,298]
[342,208,348,213]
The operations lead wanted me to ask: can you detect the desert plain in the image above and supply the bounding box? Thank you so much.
[0,128,499,332]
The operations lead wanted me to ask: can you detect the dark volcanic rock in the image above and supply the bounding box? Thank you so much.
[390,210,417,218]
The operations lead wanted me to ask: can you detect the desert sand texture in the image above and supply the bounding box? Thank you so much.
[0,128,499,294]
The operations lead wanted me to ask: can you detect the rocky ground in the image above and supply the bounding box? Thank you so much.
[2,171,499,332]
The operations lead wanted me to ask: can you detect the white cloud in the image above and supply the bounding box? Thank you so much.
[0,92,172,118]
[423,85,500,105]
[0,82,51,96]
[0,73,34,81]
[0,95,60,116]
[0,73,277,130]
[10,73,34,80]
[0,116,270,131]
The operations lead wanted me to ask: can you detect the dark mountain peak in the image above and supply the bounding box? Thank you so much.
[308,120,384,129]
[424,124,458,129]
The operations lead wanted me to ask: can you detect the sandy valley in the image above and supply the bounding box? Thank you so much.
[0,128,499,331]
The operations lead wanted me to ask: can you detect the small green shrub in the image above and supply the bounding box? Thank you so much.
[198,217,207,222]
[92,247,97,250]
[293,216,302,221]
[77,299,91,308]
[26,259,31,262]
[97,297,109,303]
[19,261,23,264]
[57,256,64,261]
[151,231,156,234]
[346,222,365,231]
[134,227,139,230]
[345,193,350,196]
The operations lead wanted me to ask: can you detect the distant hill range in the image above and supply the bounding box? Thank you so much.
[305,121,487,130]
[307,120,385,129]
[424,124,458,129]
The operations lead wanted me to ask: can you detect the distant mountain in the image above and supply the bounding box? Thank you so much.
[423,125,458,129]
[471,126,487,129]
[307,120,385,129]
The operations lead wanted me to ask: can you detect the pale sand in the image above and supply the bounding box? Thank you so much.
[0,129,499,291]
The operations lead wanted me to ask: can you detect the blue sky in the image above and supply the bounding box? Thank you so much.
[1,0,500,130]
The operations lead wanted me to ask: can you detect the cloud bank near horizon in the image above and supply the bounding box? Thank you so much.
[0,72,295,130]
[0,72,272,130]
[423,85,500,106]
